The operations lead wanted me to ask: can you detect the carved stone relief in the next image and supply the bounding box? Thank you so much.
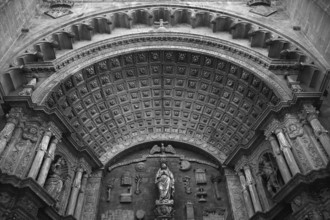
[203,207,226,220]
[44,156,66,201]
[285,115,325,172]
[211,175,222,200]
[102,143,225,220]
[195,169,207,185]
[81,170,103,220]
[258,153,282,197]
[1,120,42,178]
[0,191,12,207]
[135,175,142,195]
[107,178,115,202]
[101,209,134,220]
[225,170,248,220]
[183,176,192,194]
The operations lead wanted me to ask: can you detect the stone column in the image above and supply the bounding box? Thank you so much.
[255,173,272,211]
[74,173,89,220]
[243,165,262,213]
[267,134,292,183]
[274,128,300,175]
[37,138,60,186]
[304,104,330,157]
[0,109,21,155]
[67,167,84,216]
[237,171,254,217]
[28,131,52,179]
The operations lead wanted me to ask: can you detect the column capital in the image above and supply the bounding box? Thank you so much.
[77,157,91,174]
[235,155,249,172]
[50,137,60,145]
[82,173,89,179]
[237,170,245,177]
[302,104,319,120]
[266,134,276,141]
[75,166,85,173]
[43,130,53,138]
[274,128,283,135]
[264,119,281,137]
[48,122,62,140]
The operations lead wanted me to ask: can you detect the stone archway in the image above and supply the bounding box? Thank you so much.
[36,47,292,166]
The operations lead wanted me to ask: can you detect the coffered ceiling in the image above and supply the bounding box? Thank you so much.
[45,50,280,162]
[1,3,327,165]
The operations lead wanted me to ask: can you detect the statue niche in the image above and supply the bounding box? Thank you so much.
[154,161,175,219]
[44,156,67,202]
[258,153,283,197]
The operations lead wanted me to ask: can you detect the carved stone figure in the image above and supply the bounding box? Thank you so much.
[211,175,222,200]
[183,176,192,194]
[150,143,176,155]
[44,157,65,201]
[0,192,11,206]
[106,178,115,202]
[135,175,142,195]
[155,163,175,202]
[259,154,281,196]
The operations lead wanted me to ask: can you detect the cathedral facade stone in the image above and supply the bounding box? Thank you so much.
[0,0,330,219]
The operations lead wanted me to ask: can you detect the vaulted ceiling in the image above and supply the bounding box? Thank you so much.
[45,50,282,162]
[0,3,328,165]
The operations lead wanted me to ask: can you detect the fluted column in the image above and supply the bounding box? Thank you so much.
[267,135,292,183]
[0,109,21,155]
[304,104,330,157]
[237,171,254,217]
[243,165,262,213]
[67,167,84,216]
[28,131,52,179]
[74,173,89,220]
[37,138,60,186]
[274,128,300,176]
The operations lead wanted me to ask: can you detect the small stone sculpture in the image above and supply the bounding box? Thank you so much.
[155,163,174,202]
[135,175,142,195]
[259,154,281,196]
[44,157,65,201]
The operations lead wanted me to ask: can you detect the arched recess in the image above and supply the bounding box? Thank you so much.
[29,38,293,165]
[101,141,227,220]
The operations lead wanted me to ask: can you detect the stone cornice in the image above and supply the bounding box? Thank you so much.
[272,165,330,202]
[0,172,56,206]
[250,163,330,220]
[1,3,328,70]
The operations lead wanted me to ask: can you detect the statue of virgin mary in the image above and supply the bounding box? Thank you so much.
[155,162,175,202]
